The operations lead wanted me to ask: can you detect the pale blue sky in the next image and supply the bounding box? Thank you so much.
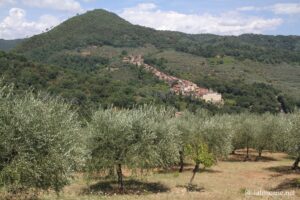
[0,0,299,39]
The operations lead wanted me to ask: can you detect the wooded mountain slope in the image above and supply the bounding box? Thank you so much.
[0,39,24,51]
[14,9,300,64]
[0,9,299,113]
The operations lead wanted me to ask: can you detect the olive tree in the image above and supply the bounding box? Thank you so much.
[186,141,214,184]
[180,110,232,184]
[232,113,256,160]
[285,111,300,169]
[0,86,84,195]
[252,114,278,158]
[87,105,180,191]
[175,111,204,173]
[201,114,233,159]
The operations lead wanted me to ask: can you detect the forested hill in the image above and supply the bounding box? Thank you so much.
[14,9,300,64]
[1,50,293,114]
[2,9,300,114]
[0,39,24,51]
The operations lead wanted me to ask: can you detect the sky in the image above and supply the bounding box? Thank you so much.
[0,0,299,39]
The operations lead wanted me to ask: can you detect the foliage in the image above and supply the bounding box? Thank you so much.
[6,9,300,114]
[0,84,85,194]
[14,10,300,64]
[179,34,300,64]
[183,110,233,157]
[230,113,290,159]
[252,113,283,157]
[0,51,231,115]
[231,113,256,158]
[176,110,232,174]
[0,39,24,51]
[48,53,109,71]
[87,105,180,189]
[196,78,282,114]
[284,111,300,168]
[185,141,214,168]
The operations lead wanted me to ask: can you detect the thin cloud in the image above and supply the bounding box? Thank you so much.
[238,3,300,15]
[0,8,60,39]
[22,0,84,13]
[120,3,283,35]
[0,0,16,6]
[237,6,263,12]
[272,3,300,15]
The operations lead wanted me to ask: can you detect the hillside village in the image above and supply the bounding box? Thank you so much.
[123,55,223,104]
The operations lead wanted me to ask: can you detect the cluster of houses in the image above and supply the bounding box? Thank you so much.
[123,55,223,104]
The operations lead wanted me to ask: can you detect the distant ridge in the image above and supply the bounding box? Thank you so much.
[0,39,24,51]
[14,9,300,64]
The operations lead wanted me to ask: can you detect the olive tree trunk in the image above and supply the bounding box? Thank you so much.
[189,163,200,185]
[244,140,250,161]
[258,149,262,158]
[179,150,184,173]
[116,164,124,192]
[256,148,263,161]
[292,156,300,170]
[231,149,236,155]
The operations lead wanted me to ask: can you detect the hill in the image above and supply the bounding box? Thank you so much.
[0,39,24,51]
[6,9,300,113]
[15,10,300,64]
[2,51,231,116]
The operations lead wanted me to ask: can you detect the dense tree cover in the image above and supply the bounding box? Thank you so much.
[196,77,285,113]
[3,10,298,117]
[0,39,24,51]
[5,9,299,114]
[3,50,288,115]
[0,84,84,195]
[178,34,300,64]
[1,51,207,116]
[144,54,295,113]
[48,53,109,71]
[14,10,300,64]
[13,9,184,62]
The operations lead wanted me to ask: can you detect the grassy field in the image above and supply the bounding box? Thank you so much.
[38,150,300,200]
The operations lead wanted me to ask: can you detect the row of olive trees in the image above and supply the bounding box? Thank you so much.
[229,112,300,169]
[0,84,182,194]
[175,110,300,185]
[0,83,299,196]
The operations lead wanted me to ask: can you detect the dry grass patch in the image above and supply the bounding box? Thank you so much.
[6,150,299,200]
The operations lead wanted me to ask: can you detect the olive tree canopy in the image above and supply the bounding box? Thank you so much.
[87,105,180,191]
[0,85,85,194]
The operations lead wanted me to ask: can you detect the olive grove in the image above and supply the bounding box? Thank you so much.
[0,83,299,197]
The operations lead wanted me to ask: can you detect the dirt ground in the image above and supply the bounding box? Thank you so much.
[38,150,300,200]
